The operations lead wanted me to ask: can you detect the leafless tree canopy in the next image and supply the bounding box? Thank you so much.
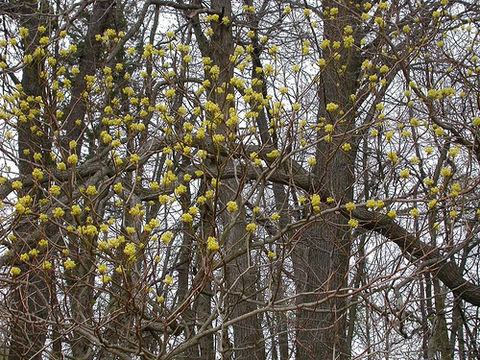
[1,0,480,359]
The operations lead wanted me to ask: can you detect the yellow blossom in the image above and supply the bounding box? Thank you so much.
[32,168,43,181]
[19,27,29,38]
[207,236,219,251]
[161,231,173,244]
[67,154,78,166]
[15,203,26,214]
[12,181,23,190]
[38,239,48,247]
[64,260,76,270]
[86,185,98,196]
[130,153,140,164]
[71,205,82,216]
[83,225,98,237]
[175,184,187,196]
[399,169,410,178]
[387,151,398,164]
[266,150,280,158]
[311,194,321,207]
[189,206,199,216]
[410,208,420,218]
[410,117,420,127]
[49,185,61,196]
[348,218,359,228]
[182,213,193,223]
[52,207,64,218]
[424,178,434,186]
[165,89,176,98]
[129,204,144,218]
[226,201,238,212]
[163,275,173,285]
[326,103,339,112]
[424,147,434,155]
[97,264,108,274]
[387,210,397,219]
[29,249,39,257]
[441,167,452,178]
[114,182,124,193]
[123,242,136,257]
[345,202,356,212]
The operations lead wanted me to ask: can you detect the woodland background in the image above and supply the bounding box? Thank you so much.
[1,0,480,359]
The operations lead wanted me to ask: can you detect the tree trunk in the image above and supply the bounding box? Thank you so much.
[294,2,361,358]
[9,1,50,358]
[191,1,266,357]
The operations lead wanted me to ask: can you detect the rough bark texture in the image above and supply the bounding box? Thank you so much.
[192,1,266,358]
[9,1,50,358]
[294,2,361,358]
[2,0,480,359]
[62,0,114,150]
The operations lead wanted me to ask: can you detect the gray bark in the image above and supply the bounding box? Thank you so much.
[294,2,361,358]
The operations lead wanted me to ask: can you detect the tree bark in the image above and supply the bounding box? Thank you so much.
[294,1,361,358]
[191,1,266,358]
[9,1,50,358]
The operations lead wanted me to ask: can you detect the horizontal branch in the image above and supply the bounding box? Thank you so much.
[353,207,480,307]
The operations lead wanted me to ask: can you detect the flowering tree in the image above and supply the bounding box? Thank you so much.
[1,0,480,359]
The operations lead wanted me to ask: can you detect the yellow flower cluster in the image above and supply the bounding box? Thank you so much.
[123,242,136,257]
[64,260,76,270]
[161,231,173,244]
[226,201,238,212]
[207,236,219,251]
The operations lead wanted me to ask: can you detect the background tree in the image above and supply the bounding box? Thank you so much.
[1,0,480,359]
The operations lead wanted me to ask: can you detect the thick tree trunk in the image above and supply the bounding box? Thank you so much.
[191,1,266,357]
[9,1,50,358]
[8,260,49,360]
[294,2,361,358]
[197,276,214,359]
[294,96,355,360]
[294,202,352,360]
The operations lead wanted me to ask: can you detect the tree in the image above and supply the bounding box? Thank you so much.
[1,0,480,359]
